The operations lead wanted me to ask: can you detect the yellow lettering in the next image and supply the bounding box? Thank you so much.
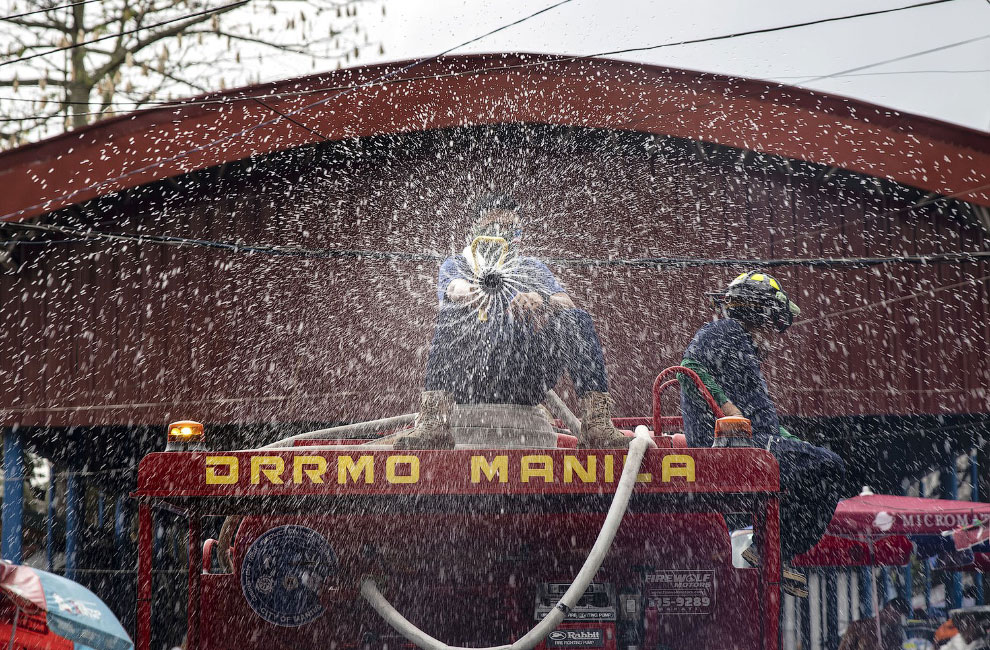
[471,455,508,483]
[521,455,553,483]
[662,455,696,482]
[386,455,420,484]
[250,456,285,485]
[621,454,653,483]
[563,456,596,483]
[338,455,374,484]
[604,455,615,483]
[292,456,327,484]
[205,456,238,485]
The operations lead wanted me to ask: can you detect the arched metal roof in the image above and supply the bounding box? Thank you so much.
[1,52,989,222]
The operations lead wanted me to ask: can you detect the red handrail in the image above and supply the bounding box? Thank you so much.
[202,539,217,573]
[652,365,725,435]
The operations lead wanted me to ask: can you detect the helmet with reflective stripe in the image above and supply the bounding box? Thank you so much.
[714,271,801,332]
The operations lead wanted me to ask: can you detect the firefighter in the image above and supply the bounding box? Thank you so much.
[394,193,629,450]
[678,271,846,596]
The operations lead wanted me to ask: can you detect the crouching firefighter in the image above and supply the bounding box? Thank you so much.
[678,271,846,597]
[394,193,630,450]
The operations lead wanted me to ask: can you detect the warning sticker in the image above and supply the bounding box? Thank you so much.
[645,570,715,615]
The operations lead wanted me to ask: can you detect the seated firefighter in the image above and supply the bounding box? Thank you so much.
[394,194,630,450]
[678,271,846,595]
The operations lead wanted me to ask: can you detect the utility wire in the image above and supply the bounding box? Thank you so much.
[772,68,990,80]
[0,0,972,111]
[6,67,990,112]
[0,0,102,21]
[0,0,981,223]
[5,219,990,269]
[0,0,575,221]
[797,33,990,85]
[549,251,990,270]
[0,0,250,68]
[0,2,981,125]
[251,96,328,141]
[582,0,962,59]
[793,273,990,326]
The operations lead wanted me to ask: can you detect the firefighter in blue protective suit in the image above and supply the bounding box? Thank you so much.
[679,271,846,598]
[393,194,631,451]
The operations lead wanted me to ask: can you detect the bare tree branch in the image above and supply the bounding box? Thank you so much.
[91,1,246,81]
[0,78,68,87]
[0,0,379,147]
[0,17,71,33]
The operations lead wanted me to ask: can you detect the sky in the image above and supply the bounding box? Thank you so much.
[257,0,990,133]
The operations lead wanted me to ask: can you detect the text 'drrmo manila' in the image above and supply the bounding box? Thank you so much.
[203,454,695,486]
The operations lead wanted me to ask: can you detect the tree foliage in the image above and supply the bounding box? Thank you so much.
[0,0,383,148]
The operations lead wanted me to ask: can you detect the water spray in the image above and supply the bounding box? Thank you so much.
[470,235,511,322]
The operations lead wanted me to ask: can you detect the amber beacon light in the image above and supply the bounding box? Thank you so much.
[712,416,754,448]
[166,420,206,451]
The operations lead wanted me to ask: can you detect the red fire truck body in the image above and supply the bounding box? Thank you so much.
[133,443,782,650]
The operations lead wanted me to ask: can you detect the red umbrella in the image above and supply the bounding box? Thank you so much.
[792,532,914,567]
[820,495,990,538]
[0,562,132,650]
[793,494,990,568]
[0,564,46,613]
[791,494,990,647]
[0,601,73,650]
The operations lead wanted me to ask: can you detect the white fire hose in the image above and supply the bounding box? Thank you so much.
[360,429,657,650]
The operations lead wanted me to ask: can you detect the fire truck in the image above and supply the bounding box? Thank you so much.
[132,367,783,650]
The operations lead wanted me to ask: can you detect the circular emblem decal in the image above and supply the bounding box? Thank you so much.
[873,511,894,532]
[241,525,336,627]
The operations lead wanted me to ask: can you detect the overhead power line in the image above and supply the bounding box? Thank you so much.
[0,2,975,111]
[583,0,962,59]
[0,0,566,70]
[773,68,990,79]
[5,220,990,269]
[0,0,249,69]
[794,273,990,326]
[0,0,576,221]
[0,0,970,111]
[6,66,990,112]
[798,33,990,84]
[0,0,103,21]
[0,0,980,223]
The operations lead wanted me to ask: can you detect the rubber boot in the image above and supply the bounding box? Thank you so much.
[578,391,631,449]
[392,391,455,450]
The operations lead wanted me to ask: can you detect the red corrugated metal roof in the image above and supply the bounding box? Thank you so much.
[1,53,989,222]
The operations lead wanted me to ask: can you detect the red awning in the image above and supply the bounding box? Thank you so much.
[793,495,990,568]
[823,495,990,537]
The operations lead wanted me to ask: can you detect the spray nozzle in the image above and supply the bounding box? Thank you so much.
[479,268,505,293]
[471,235,510,322]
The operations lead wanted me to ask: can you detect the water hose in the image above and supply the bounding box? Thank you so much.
[253,413,416,450]
[251,391,574,452]
[543,389,581,438]
[360,429,657,650]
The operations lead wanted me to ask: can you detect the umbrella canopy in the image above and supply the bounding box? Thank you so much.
[823,495,990,537]
[0,562,132,650]
[793,495,990,568]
